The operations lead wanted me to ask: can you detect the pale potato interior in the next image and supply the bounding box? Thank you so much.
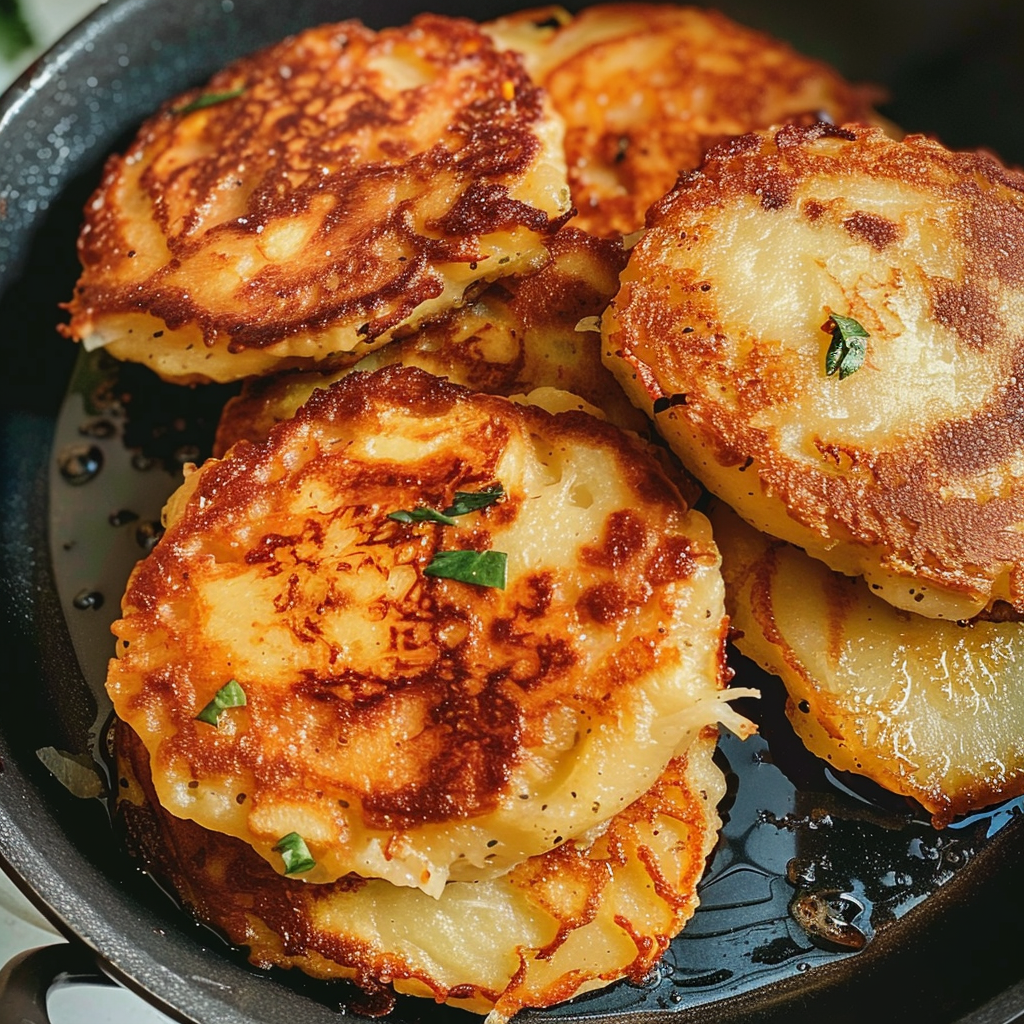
[110,380,750,895]
[713,501,1024,826]
[605,139,1024,619]
[119,728,725,1023]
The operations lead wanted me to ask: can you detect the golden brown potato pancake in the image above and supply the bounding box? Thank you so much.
[213,227,648,456]
[61,15,571,383]
[713,501,1024,828]
[603,123,1024,620]
[117,718,726,1021]
[486,3,880,237]
[107,365,752,895]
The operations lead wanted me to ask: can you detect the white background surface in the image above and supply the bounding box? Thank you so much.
[2,1,173,1020]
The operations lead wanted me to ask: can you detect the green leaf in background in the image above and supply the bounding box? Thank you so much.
[0,0,35,63]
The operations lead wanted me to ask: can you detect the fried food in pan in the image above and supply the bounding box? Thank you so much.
[487,3,881,237]
[604,123,1024,620]
[713,500,1024,828]
[213,227,647,455]
[116,718,727,1022]
[107,365,751,898]
[62,15,571,383]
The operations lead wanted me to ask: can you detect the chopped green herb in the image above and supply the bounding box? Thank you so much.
[388,483,504,526]
[172,88,245,115]
[444,484,504,517]
[425,549,508,589]
[273,832,316,875]
[824,313,868,380]
[195,679,247,726]
[388,507,458,526]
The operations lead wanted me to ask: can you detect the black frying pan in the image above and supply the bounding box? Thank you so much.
[3,1,1024,1022]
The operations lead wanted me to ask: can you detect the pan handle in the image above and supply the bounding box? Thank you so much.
[0,943,114,1023]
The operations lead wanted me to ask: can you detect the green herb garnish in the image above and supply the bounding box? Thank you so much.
[445,484,504,516]
[273,832,317,875]
[824,313,869,380]
[388,484,504,526]
[388,507,458,526]
[172,88,245,115]
[424,549,508,589]
[195,679,247,726]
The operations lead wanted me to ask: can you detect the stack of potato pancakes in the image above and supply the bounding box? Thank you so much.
[61,4,1024,1020]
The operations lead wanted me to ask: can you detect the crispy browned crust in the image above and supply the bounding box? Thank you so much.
[115,716,723,1018]
[490,3,880,237]
[713,500,1024,827]
[212,226,647,455]
[62,15,570,380]
[605,123,1024,617]
[107,364,735,889]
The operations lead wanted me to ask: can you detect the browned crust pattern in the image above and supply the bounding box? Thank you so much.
[608,123,1024,612]
[517,4,879,237]
[116,717,719,1017]
[714,502,1024,827]
[112,366,714,834]
[63,15,565,353]
[211,227,639,454]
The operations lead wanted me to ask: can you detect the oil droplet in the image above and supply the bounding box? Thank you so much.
[629,965,662,989]
[910,839,941,862]
[108,509,140,528]
[72,589,104,611]
[789,891,867,951]
[59,444,103,485]
[109,508,139,527]
[879,870,913,888]
[79,419,116,439]
[136,520,164,552]
[173,443,201,465]
[104,716,118,758]
[786,857,817,886]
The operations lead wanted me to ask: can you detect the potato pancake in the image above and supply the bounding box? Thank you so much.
[117,718,726,1021]
[486,4,880,237]
[713,501,1024,828]
[603,123,1024,619]
[213,227,648,456]
[107,365,751,896]
[61,15,571,383]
